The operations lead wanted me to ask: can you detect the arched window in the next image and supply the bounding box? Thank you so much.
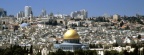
[60,21,63,24]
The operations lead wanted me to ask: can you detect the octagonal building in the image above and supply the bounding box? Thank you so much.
[54,28,89,51]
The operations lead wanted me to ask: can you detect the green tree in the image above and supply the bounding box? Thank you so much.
[48,52,55,55]
[3,48,12,55]
[0,48,4,55]
[123,50,129,55]
[105,50,111,55]
[137,35,141,39]
[74,49,84,55]
[118,51,123,55]
[55,49,66,55]
[110,50,119,55]
[142,47,144,55]
[29,45,33,54]
[0,45,30,55]
[36,51,41,55]
[23,46,28,54]
[65,51,74,55]
[105,50,119,55]
[129,52,134,55]
[13,48,24,55]
[120,21,124,27]
[113,42,119,47]
[117,18,121,22]
[133,46,139,55]
[87,50,97,55]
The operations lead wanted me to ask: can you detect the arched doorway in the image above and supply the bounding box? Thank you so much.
[60,21,63,25]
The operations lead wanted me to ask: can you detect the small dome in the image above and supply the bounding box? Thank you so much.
[20,23,29,27]
[63,29,79,39]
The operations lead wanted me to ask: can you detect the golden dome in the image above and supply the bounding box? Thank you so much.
[63,29,80,39]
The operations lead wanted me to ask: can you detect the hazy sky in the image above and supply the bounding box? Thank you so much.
[0,0,144,17]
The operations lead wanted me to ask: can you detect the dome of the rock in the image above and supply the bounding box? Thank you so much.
[63,29,79,39]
